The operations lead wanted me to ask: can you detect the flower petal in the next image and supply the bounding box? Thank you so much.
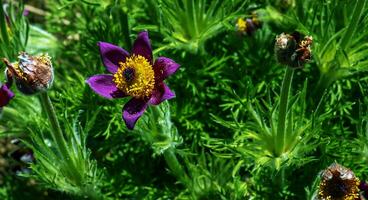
[86,74,126,99]
[0,84,14,107]
[123,98,148,130]
[149,83,175,105]
[98,42,130,73]
[153,57,180,81]
[132,31,153,63]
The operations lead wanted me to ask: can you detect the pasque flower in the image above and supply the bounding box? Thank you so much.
[86,31,180,130]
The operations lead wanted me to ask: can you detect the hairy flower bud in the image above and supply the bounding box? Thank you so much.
[275,32,312,68]
[318,163,360,200]
[3,52,54,95]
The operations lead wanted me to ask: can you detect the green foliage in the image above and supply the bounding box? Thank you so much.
[153,0,247,53]
[264,0,368,101]
[0,0,29,59]
[179,151,251,199]
[25,103,104,199]
[134,101,182,154]
[1,0,368,199]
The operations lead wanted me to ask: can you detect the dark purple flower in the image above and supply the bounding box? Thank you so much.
[86,31,180,130]
[0,83,14,107]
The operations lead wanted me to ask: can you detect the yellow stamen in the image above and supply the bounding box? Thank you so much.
[36,54,52,66]
[11,63,26,80]
[236,18,247,32]
[113,55,155,99]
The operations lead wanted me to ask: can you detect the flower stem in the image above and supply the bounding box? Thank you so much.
[163,147,188,185]
[39,92,88,185]
[39,92,69,160]
[149,106,188,185]
[275,67,294,156]
[275,167,286,190]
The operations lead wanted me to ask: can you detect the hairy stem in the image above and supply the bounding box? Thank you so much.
[275,67,294,156]
[39,92,69,160]
[163,147,188,185]
[149,106,188,185]
[39,92,86,188]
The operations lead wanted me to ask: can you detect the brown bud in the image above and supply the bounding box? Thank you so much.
[3,52,54,95]
[274,32,312,68]
[318,163,360,200]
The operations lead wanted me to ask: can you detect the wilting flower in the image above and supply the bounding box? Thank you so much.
[2,52,54,95]
[236,12,262,36]
[86,31,180,130]
[274,32,312,68]
[318,163,360,200]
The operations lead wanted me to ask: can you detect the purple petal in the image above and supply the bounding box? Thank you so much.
[86,74,126,99]
[0,84,14,107]
[149,83,175,105]
[153,57,180,81]
[132,31,153,63]
[123,98,148,130]
[98,42,130,73]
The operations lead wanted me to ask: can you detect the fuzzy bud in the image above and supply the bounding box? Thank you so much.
[318,163,360,200]
[3,52,54,95]
[274,32,312,68]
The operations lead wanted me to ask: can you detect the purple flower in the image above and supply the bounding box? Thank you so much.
[86,31,180,130]
[0,83,14,108]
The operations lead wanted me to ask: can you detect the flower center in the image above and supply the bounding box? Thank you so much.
[123,67,135,82]
[113,55,155,99]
